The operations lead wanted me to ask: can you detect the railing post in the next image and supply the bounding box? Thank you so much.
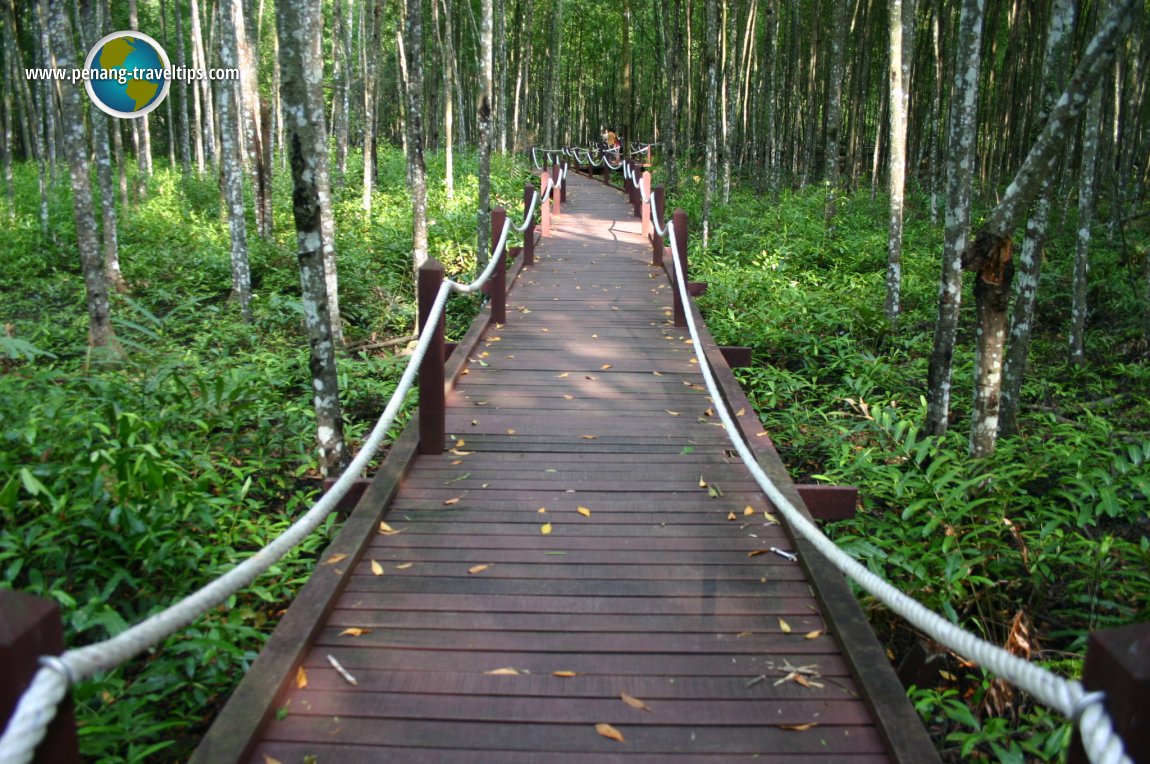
[539,170,551,237]
[672,208,689,328]
[0,590,80,764]
[490,206,507,325]
[652,185,665,267]
[639,171,651,228]
[623,159,633,200]
[551,163,562,218]
[417,259,446,455]
[522,183,536,266]
[1068,622,1150,764]
[560,163,568,203]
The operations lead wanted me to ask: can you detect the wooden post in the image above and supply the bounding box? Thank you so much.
[417,259,446,455]
[630,163,642,217]
[539,170,551,237]
[490,206,507,325]
[623,159,633,200]
[652,185,665,267]
[1069,622,1150,764]
[672,208,689,328]
[640,171,652,235]
[522,183,535,266]
[0,591,80,764]
[551,163,562,218]
[646,144,652,166]
[560,163,568,203]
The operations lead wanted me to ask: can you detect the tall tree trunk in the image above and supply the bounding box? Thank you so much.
[720,0,736,203]
[823,0,847,224]
[433,0,454,197]
[702,0,719,246]
[494,0,507,152]
[231,0,271,240]
[128,0,153,189]
[35,0,58,187]
[511,0,533,151]
[215,0,253,321]
[477,0,495,266]
[48,0,120,356]
[965,0,1136,456]
[190,0,217,166]
[1070,63,1104,366]
[277,0,347,477]
[407,0,429,293]
[540,0,564,148]
[885,0,913,333]
[620,0,632,136]
[999,0,1077,436]
[660,0,681,191]
[925,0,983,437]
[362,0,378,213]
[172,0,193,172]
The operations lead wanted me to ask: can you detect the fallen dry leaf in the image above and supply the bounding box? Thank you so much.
[736,631,753,638]
[378,523,404,536]
[579,435,597,440]
[748,549,767,557]
[779,618,792,634]
[455,439,466,448]
[552,670,578,677]
[744,506,755,516]
[485,667,522,675]
[564,394,575,400]
[601,364,612,370]
[736,408,746,417]
[443,497,461,506]
[665,410,680,416]
[263,755,284,764]
[557,372,570,378]
[577,506,592,518]
[295,666,308,689]
[450,448,475,456]
[469,564,491,574]
[338,627,371,637]
[763,511,781,525]
[653,371,663,376]
[727,512,737,521]
[537,507,547,513]
[805,630,823,639]
[541,522,553,535]
[698,476,707,488]
[620,693,651,712]
[370,560,384,576]
[396,563,414,570]
[779,722,819,731]
[507,429,517,435]
[322,553,347,565]
[595,723,626,743]
[540,328,549,333]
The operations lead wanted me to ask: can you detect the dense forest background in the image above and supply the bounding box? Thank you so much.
[1,0,1148,761]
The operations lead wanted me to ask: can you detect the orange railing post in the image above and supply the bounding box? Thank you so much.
[0,591,80,764]
[417,259,446,455]
[540,170,551,237]
[641,171,652,235]
[523,183,536,266]
[672,208,689,328]
[551,163,562,217]
[651,185,665,267]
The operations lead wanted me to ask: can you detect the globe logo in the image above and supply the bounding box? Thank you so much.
[83,31,170,119]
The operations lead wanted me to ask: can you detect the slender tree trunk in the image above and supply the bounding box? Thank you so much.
[160,0,177,167]
[190,0,216,166]
[540,0,564,148]
[433,0,454,197]
[925,0,983,437]
[215,1,253,321]
[128,0,152,188]
[661,0,681,191]
[494,0,507,152]
[478,0,495,266]
[886,0,913,332]
[172,0,193,172]
[48,0,119,355]
[362,0,378,213]
[511,0,532,151]
[702,0,719,246]
[620,0,632,135]
[35,0,57,187]
[929,6,943,223]
[1071,69,1104,366]
[999,0,1077,436]
[720,0,736,203]
[231,0,270,240]
[277,0,347,477]
[407,0,429,294]
[823,0,847,224]
[0,86,12,218]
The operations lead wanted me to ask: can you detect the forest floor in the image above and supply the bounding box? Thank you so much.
[2,149,1148,762]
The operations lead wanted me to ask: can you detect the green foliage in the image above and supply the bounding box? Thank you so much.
[680,180,1150,762]
[0,145,517,761]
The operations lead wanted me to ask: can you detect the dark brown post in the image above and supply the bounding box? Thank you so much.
[522,183,536,266]
[539,170,551,237]
[652,185,665,267]
[560,163,568,203]
[1069,622,1150,764]
[490,206,507,325]
[631,163,642,217]
[418,259,446,455]
[623,159,633,200]
[672,208,689,328]
[0,591,80,764]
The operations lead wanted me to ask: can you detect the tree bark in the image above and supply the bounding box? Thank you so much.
[885,0,913,333]
[999,0,1076,436]
[215,0,253,322]
[540,0,564,148]
[363,0,378,213]
[702,0,719,246]
[172,0,193,172]
[1071,62,1104,366]
[190,0,217,166]
[925,0,983,437]
[278,0,348,477]
[511,0,532,151]
[48,0,120,356]
[407,0,430,292]
[823,0,847,223]
[477,0,496,267]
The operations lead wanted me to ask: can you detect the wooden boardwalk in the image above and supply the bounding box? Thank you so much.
[194,173,938,763]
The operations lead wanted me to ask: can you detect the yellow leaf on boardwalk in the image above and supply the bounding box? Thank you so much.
[443,497,461,506]
[295,666,307,689]
[620,693,651,712]
[577,507,592,518]
[338,627,371,637]
[744,506,755,516]
[778,618,792,634]
[469,564,491,574]
[595,723,626,743]
[485,667,522,675]
[553,670,577,677]
[370,560,384,576]
[541,522,553,535]
[396,563,414,570]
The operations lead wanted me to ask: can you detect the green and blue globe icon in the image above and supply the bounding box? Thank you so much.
[83,31,170,118]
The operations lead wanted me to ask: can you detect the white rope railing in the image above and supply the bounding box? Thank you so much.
[660,215,1131,764]
[0,213,519,764]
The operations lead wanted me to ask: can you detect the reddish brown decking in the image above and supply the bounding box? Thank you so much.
[193,173,938,763]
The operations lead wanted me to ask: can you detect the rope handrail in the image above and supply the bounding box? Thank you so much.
[659,214,1130,764]
[0,212,518,764]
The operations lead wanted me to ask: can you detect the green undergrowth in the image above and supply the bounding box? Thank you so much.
[0,147,536,762]
[680,180,1150,762]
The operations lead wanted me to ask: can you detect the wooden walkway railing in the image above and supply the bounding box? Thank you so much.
[191,171,940,763]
